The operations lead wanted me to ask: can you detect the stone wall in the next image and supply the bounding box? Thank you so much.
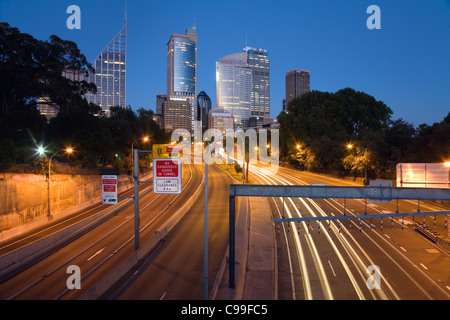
[0,173,133,232]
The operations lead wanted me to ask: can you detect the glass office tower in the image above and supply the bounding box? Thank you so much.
[216,52,252,128]
[244,47,270,118]
[85,24,127,114]
[166,27,197,132]
[197,90,211,132]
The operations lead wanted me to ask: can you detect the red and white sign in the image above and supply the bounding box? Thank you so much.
[102,175,118,204]
[153,158,182,194]
[166,145,181,153]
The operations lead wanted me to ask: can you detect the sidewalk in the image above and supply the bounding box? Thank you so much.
[212,196,276,300]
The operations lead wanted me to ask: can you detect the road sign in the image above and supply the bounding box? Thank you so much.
[153,158,182,194]
[102,175,118,204]
[396,163,449,188]
[153,144,181,158]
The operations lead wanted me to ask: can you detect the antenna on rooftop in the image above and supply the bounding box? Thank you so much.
[124,1,128,27]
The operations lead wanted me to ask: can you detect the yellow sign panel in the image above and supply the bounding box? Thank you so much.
[152,144,181,158]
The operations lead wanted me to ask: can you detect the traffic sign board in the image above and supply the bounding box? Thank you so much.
[152,144,181,158]
[153,158,182,194]
[102,175,118,204]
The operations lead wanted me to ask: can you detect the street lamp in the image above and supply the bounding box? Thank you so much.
[37,146,45,156]
[47,148,73,217]
[131,136,149,165]
[346,143,368,186]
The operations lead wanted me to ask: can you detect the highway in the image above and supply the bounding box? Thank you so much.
[103,164,235,300]
[0,163,204,300]
[0,158,448,300]
[248,164,450,300]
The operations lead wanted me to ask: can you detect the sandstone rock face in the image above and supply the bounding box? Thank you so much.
[0,173,132,232]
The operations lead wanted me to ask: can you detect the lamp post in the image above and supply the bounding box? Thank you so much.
[203,128,236,299]
[347,144,368,186]
[131,137,149,166]
[46,148,73,217]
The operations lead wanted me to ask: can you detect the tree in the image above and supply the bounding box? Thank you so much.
[408,112,450,163]
[278,88,393,176]
[136,108,167,144]
[0,23,97,169]
[0,23,96,118]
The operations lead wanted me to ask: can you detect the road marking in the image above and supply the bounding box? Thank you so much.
[384,234,390,239]
[160,291,167,300]
[419,263,428,270]
[87,247,105,261]
[400,246,407,252]
[328,260,336,277]
[446,286,450,291]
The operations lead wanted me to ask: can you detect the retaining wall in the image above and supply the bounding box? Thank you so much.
[0,173,133,233]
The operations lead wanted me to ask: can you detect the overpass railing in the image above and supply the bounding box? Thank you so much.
[228,184,450,288]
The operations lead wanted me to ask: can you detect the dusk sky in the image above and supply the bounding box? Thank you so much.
[1,0,449,126]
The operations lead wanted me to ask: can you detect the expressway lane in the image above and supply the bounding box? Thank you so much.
[104,164,234,300]
[248,164,450,300]
[0,163,203,300]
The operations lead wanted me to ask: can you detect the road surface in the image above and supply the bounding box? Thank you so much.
[0,164,203,300]
[103,164,235,300]
[249,164,450,300]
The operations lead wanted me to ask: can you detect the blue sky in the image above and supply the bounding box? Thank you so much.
[1,0,449,126]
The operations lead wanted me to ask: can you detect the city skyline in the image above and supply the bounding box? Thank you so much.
[1,0,449,126]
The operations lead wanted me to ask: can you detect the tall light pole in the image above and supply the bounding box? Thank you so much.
[41,148,73,217]
[131,137,149,166]
[347,144,368,185]
[203,128,235,299]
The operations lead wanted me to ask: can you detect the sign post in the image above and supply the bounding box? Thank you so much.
[134,148,140,250]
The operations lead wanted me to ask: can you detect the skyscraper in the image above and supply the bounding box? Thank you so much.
[155,94,166,117]
[197,91,211,132]
[285,69,310,107]
[85,24,127,114]
[165,26,197,132]
[216,52,252,128]
[245,47,270,118]
[163,97,192,132]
